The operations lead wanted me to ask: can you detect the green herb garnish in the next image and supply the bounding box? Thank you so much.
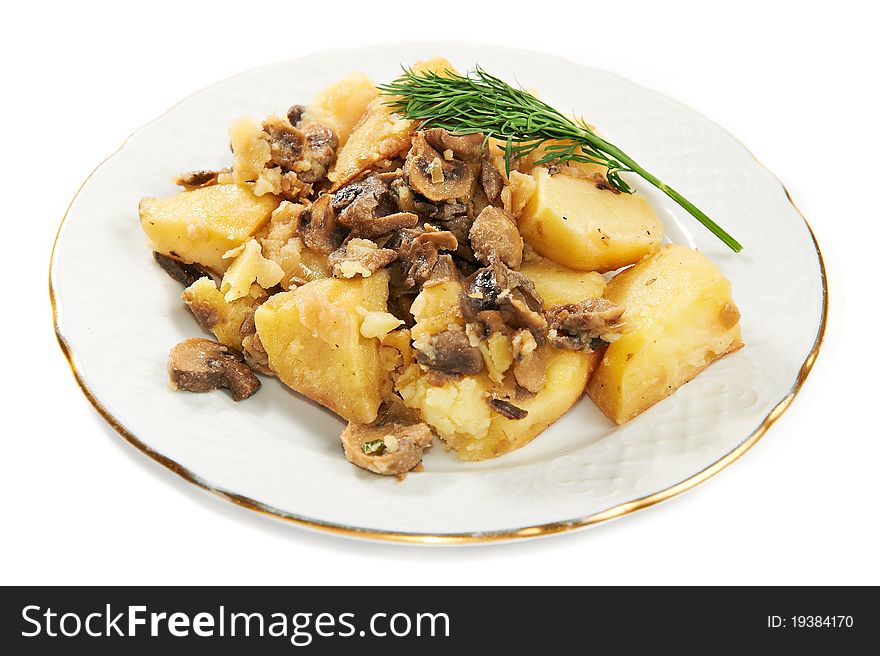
[361,439,386,455]
[379,66,742,252]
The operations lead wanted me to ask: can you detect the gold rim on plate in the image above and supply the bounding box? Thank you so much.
[48,53,828,544]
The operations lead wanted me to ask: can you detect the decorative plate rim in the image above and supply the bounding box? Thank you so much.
[48,44,828,545]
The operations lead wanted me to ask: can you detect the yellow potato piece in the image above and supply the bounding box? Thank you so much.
[254,271,392,424]
[301,72,379,147]
[327,57,459,190]
[139,184,278,273]
[520,257,606,305]
[328,97,414,190]
[228,116,270,186]
[409,280,465,341]
[182,277,263,351]
[397,347,598,461]
[519,167,662,272]
[587,245,743,424]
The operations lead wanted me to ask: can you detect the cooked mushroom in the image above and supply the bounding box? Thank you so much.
[415,329,484,375]
[262,116,306,170]
[328,238,397,279]
[423,128,484,162]
[480,156,504,201]
[238,312,273,376]
[340,400,434,476]
[332,174,390,211]
[432,202,476,261]
[260,117,337,184]
[286,104,306,126]
[545,298,626,350]
[298,123,338,183]
[469,206,523,268]
[463,259,546,334]
[173,169,227,190]
[390,177,439,219]
[153,252,214,286]
[168,338,261,401]
[511,328,546,393]
[590,172,621,194]
[486,396,528,420]
[389,225,459,291]
[404,132,478,202]
[298,194,341,254]
[331,174,418,237]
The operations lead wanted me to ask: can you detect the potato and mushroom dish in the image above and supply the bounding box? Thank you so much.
[139,58,743,477]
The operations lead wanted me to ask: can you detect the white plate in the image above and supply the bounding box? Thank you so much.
[50,44,826,543]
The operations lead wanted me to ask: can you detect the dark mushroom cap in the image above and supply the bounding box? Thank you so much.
[168,338,261,401]
[404,132,478,202]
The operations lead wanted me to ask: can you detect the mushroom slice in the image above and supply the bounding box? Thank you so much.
[486,396,529,420]
[545,298,626,350]
[332,175,419,235]
[298,195,341,255]
[430,202,476,261]
[153,252,214,286]
[463,258,546,334]
[331,174,415,237]
[328,238,397,279]
[340,401,434,476]
[390,226,459,291]
[469,206,523,268]
[511,329,546,393]
[173,169,227,190]
[414,329,484,375]
[423,127,484,162]
[390,178,438,219]
[262,116,306,170]
[480,155,503,201]
[287,104,306,127]
[298,123,338,183]
[168,338,261,401]
[404,132,478,202]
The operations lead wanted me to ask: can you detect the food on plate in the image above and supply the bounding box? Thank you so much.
[138,61,743,477]
[140,183,278,273]
[168,338,261,401]
[519,166,663,272]
[587,245,744,424]
[254,271,395,424]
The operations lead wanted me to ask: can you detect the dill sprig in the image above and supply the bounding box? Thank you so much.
[379,67,742,252]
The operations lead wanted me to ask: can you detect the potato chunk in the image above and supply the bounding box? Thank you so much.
[397,347,598,461]
[254,271,392,423]
[587,245,743,424]
[519,167,662,272]
[328,97,414,190]
[301,73,379,147]
[520,257,606,305]
[139,184,278,273]
[183,277,265,351]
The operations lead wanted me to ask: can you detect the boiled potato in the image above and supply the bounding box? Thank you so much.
[254,271,392,423]
[328,57,458,189]
[228,116,271,186]
[409,280,464,341]
[397,263,598,459]
[182,277,264,351]
[397,348,598,461]
[328,97,414,190]
[301,73,379,147]
[520,257,606,305]
[519,167,662,272]
[140,184,278,273]
[587,245,743,424]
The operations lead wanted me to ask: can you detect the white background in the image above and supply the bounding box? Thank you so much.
[3,0,878,585]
